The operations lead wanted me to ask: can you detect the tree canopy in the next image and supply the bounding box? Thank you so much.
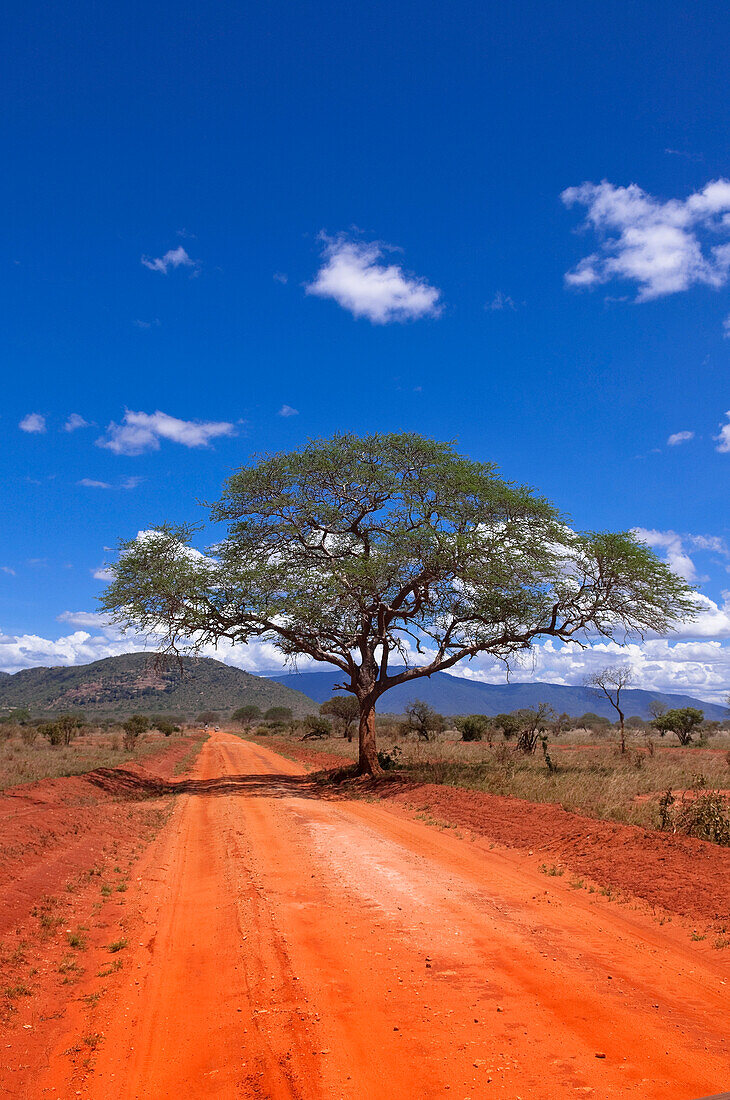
[652,706,704,745]
[100,432,695,774]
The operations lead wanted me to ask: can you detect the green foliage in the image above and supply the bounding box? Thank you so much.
[232,704,262,724]
[38,713,83,747]
[377,744,402,771]
[100,432,696,773]
[265,706,293,721]
[155,719,176,737]
[300,714,332,740]
[494,713,520,739]
[652,706,704,745]
[455,714,490,742]
[122,713,150,750]
[0,707,31,725]
[661,790,730,845]
[197,711,219,725]
[320,696,359,739]
[577,712,613,731]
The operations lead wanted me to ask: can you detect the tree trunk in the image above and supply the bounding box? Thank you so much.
[619,714,626,754]
[357,704,382,776]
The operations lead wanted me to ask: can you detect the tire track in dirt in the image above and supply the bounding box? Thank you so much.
[23,733,730,1098]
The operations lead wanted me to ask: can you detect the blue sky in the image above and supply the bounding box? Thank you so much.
[3,0,730,699]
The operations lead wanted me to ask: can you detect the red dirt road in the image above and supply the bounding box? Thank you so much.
[13,733,730,1098]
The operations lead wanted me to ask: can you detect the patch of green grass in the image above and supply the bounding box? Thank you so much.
[4,984,32,999]
[107,938,128,953]
[540,863,565,877]
[96,958,123,978]
[67,931,86,950]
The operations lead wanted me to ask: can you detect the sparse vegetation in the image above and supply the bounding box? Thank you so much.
[0,724,181,791]
[258,725,730,841]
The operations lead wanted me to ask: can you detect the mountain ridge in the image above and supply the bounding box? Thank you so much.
[0,653,317,720]
[265,667,730,721]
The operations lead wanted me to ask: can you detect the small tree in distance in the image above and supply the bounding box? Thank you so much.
[320,696,359,741]
[232,704,262,726]
[401,700,445,742]
[198,711,219,726]
[494,713,520,740]
[584,666,633,753]
[123,714,150,751]
[515,704,553,754]
[455,714,491,742]
[264,706,293,722]
[100,433,695,774]
[652,706,704,745]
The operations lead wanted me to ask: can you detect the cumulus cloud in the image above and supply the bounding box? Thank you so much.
[97,410,236,456]
[724,314,730,337]
[667,430,694,446]
[461,635,730,704]
[633,528,730,589]
[633,527,700,582]
[562,179,730,301]
[278,404,298,417]
[141,246,195,274]
[64,413,90,432]
[306,235,442,323]
[0,614,728,703]
[19,413,46,434]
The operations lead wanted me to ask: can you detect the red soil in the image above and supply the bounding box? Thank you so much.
[1,732,728,1099]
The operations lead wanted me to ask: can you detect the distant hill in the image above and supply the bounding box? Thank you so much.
[0,653,317,720]
[266,667,730,722]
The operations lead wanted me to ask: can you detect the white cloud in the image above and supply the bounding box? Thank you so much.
[57,611,112,629]
[562,179,730,301]
[141,246,195,274]
[97,410,236,456]
[723,314,730,337]
[633,527,699,582]
[19,413,46,434]
[122,476,143,490]
[278,404,298,417]
[78,478,111,489]
[1,616,729,704]
[486,291,516,311]
[64,413,90,432]
[1,567,15,576]
[92,567,114,581]
[306,235,442,323]
[667,429,694,446]
[461,636,730,704]
[715,411,730,453]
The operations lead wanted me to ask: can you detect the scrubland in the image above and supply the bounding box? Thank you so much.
[252,725,730,839]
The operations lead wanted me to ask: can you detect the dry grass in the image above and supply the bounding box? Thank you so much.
[0,728,168,791]
[259,728,730,834]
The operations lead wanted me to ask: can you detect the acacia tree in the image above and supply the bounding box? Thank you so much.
[402,700,445,742]
[320,696,359,740]
[584,665,633,753]
[652,706,704,745]
[100,433,694,775]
